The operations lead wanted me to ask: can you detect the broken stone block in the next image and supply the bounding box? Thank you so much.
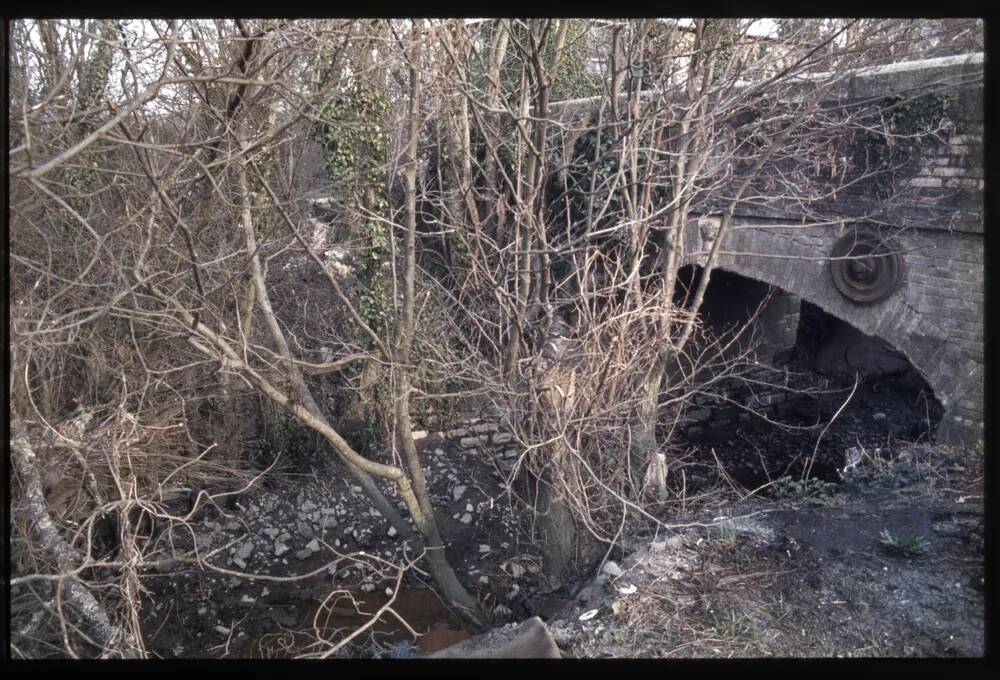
[236,542,254,561]
[602,561,624,578]
[428,616,560,658]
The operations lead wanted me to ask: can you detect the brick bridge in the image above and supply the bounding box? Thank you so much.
[552,53,984,444]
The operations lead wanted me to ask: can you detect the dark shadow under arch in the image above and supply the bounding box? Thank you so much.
[671,264,944,487]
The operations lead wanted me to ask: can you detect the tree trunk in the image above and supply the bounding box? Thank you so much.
[399,21,484,627]
[11,427,141,658]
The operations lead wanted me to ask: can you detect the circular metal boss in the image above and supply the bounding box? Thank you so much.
[829,229,903,304]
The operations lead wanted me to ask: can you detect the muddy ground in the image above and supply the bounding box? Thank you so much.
[550,442,984,657]
[137,425,553,658]
[130,384,984,658]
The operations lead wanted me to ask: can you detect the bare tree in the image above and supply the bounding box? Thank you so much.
[418,17,978,575]
[9,17,980,655]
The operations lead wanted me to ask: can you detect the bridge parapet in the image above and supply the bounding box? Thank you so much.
[550,53,983,234]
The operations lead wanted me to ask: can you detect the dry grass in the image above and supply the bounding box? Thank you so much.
[552,529,786,658]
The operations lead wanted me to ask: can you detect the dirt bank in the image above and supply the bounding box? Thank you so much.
[547,442,984,657]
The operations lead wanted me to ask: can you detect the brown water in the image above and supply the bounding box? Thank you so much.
[243,585,469,658]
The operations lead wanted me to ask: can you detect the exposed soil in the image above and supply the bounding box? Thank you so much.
[547,442,984,657]
[680,369,942,489]
[137,425,559,658]
[130,373,980,658]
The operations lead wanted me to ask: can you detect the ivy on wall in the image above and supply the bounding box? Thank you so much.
[856,92,956,195]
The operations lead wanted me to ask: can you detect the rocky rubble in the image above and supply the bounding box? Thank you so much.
[139,420,560,657]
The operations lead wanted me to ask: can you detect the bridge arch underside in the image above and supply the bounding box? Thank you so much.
[680,220,983,445]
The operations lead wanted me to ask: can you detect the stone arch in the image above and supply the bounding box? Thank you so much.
[681,218,981,443]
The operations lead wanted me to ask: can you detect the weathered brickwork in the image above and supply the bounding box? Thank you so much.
[682,218,983,444]
[689,55,983,444]
[555,54,984,444]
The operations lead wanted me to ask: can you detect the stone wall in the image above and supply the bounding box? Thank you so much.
[550,55,983,443]
[678,365,800,440]
[682,217,983,444]
[633,53,983,444]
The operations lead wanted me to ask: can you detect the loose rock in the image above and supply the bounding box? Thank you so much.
[236,542,254,561]
[602,561,624,578]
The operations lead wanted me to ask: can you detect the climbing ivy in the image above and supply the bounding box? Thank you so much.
[476,20,603,106]
[318,86,390,191]
[353,192,392,332]
[550,20,603,102]
[316,85,392,334]
[314,83,394,455]
[78,21,116,113]
[856,92,956,195]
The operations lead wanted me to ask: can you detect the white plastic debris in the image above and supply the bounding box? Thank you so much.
[579,609,599,621]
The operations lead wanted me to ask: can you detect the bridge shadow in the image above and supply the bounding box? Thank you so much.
[667,265,942,487]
